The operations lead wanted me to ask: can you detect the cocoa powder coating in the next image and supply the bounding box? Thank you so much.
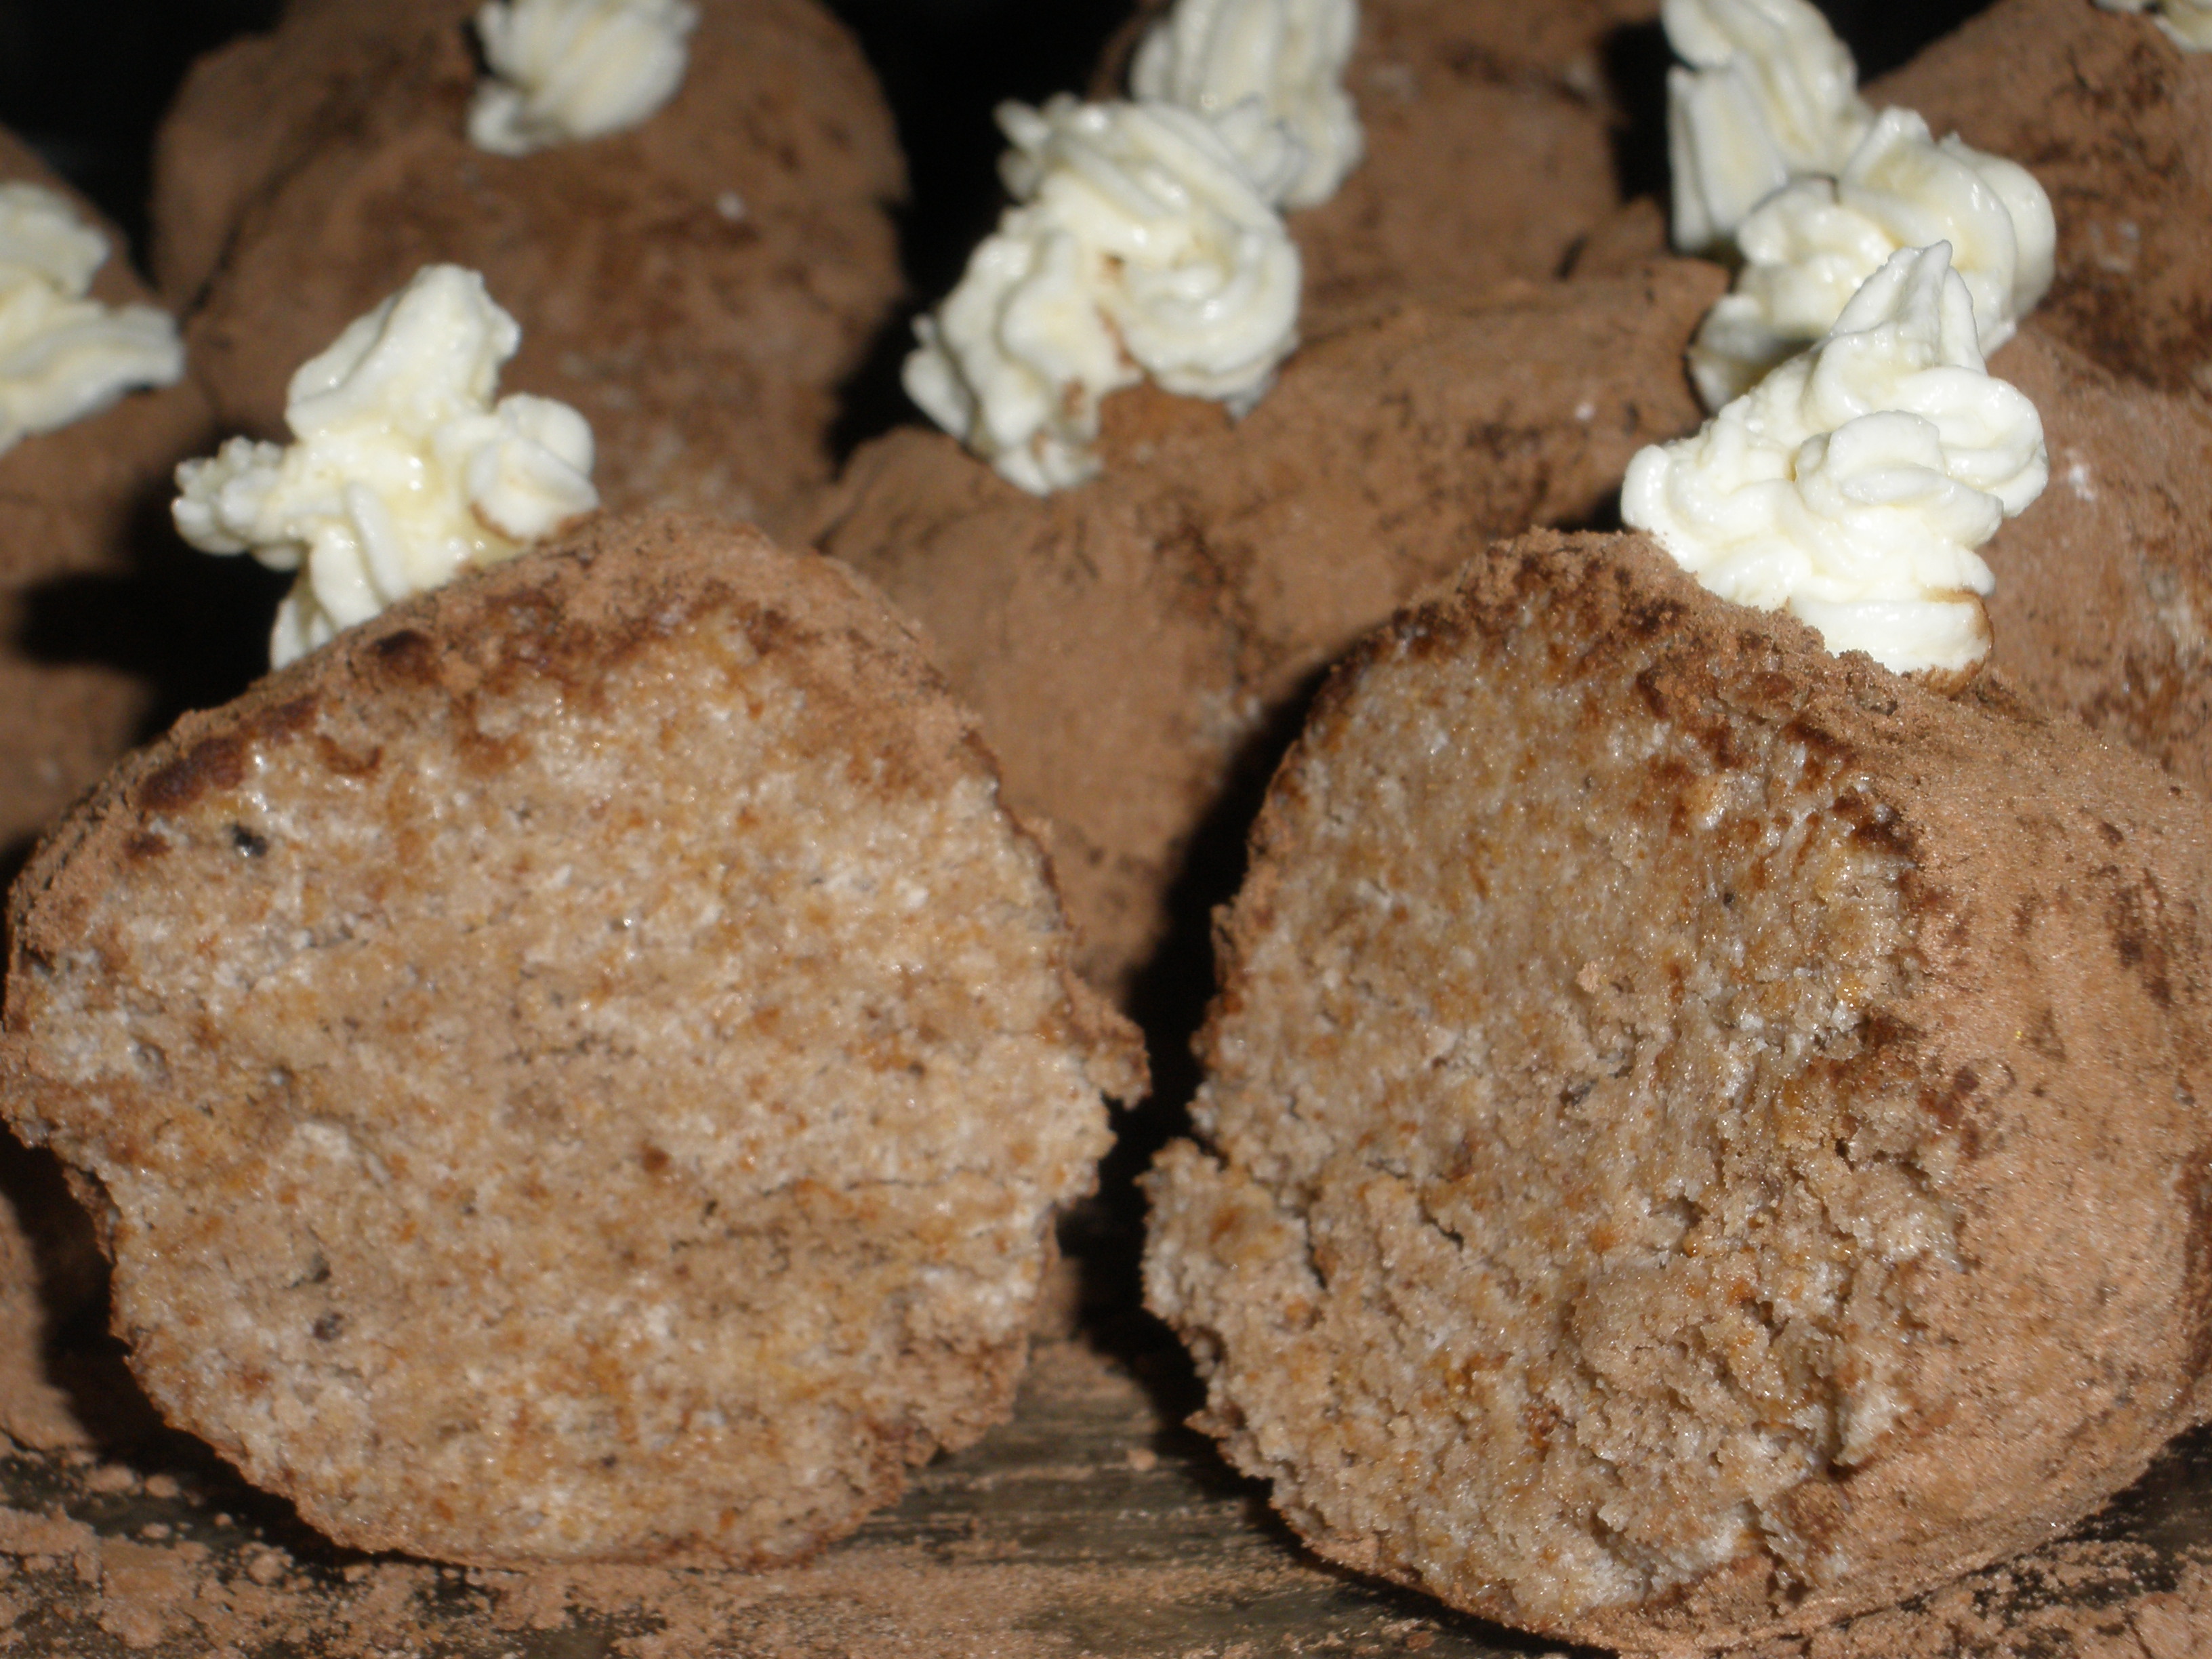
[1979,320,2212,800]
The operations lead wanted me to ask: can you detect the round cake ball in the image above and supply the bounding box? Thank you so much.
[0,130,213,863]
[152,0,904,541]
[0,514,1143,1565]
[819,261,1723,997]
[1869,0,2212,395]
[1145,530,2212,1652]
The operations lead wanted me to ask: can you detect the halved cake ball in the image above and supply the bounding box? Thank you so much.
[819,261,1723,996]
[0,131,211,861]
[0,513,1143,1565]
[152,0,904,541]
[1145,529,2212,1652]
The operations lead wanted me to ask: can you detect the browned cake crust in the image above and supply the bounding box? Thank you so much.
[0,513,1143,1567]
[150,0,905,542]
[0,130,213,861]
[816,262,1724,998]
[1978,321,2212,799]
[1868,0,2212,396]
[1145,530,2212,1653]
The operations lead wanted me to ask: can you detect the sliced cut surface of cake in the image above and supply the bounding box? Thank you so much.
[819,261,1725,999]
[0,512,1142,1567]
[1145,529,2212,1652]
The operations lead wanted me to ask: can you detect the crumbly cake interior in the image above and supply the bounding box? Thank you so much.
[1149,600,1956,1623]
[14,593,1111,1565]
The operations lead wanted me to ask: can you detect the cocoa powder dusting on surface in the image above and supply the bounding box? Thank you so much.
[0,1333,2206,1656]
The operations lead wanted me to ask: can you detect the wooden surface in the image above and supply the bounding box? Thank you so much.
[2,1326,2211,1657]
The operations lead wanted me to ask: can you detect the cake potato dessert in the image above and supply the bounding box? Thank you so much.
[0,512,1143,1565]
[1146,528,2212,1654]
[151,0,904,542]
[1868,0,2212,395]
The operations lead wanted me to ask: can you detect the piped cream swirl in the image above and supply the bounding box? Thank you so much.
[0,182,184,455]
[1663,0,1870,252]
[174,265,598,666]
[1130,0,1363,209]
[1688,107,2054,407]
[469,0,699,156]
[1623,243,2047,680]
[903,96,1300,495]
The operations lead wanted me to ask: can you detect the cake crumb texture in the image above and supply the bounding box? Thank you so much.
[1147,531,2212,1652]
[817,262,1725,998]
[3,1333,2212,1656]
[0,512,1139,1568]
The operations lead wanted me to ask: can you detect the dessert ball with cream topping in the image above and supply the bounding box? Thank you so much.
[151,0,903,543]
[903,93,1305,496]
[0,512,1143,1565]
[1146,527,2212,1652]
[1869,0,2212,395]
[0,130,210,865]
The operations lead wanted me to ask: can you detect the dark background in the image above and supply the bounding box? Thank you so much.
[0,0,1994,306]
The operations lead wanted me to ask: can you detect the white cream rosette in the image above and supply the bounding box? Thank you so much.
[1688,107,2055,407]
[469,0,699,156]
[1663,0,1870,251]
[0,182,184,454]
[1624,243,2047,679]
[175,265,599,666]
[903,96,1301,495]
[1130,0,1363,210]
